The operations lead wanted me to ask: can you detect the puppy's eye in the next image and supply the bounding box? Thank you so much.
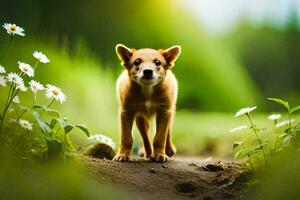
[133,59,142,66]
[154,59,161,66]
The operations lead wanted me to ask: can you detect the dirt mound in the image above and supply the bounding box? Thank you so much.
[81,156,249,200]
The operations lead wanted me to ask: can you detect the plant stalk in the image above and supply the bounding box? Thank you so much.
[0,35,13,63]
[246,113,268,165]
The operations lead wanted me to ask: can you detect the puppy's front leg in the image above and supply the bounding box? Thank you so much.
[151,109,172,162]
[113,109,135,162]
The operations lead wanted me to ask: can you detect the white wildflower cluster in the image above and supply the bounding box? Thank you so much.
[0,22,67,132]
[88,134,116,149]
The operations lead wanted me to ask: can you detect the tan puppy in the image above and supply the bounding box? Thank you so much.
[113,44,181,162]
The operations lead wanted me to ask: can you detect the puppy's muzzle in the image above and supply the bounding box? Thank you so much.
[143,69,153,79]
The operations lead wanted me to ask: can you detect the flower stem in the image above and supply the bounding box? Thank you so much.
[33,60,39,69]
[274,134,280,152]
[17,110,27,122]
[2,84,14,114]
[0,35,13,63]
[47,99,55,109]
[288,112,293,148]
[246,113,268,165]
[0,85,18,132]
[242,144,254,170]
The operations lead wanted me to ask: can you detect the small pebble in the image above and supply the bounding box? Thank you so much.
[149,167,159,173]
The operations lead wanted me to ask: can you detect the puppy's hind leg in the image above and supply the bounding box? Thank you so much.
[136,115,152,158]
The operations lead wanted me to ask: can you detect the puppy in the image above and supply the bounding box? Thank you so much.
[113,44,181,162]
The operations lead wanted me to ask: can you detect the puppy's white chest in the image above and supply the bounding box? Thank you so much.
[145,100,152,110]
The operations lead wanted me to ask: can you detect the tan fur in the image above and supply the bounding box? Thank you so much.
[113,44,181,162]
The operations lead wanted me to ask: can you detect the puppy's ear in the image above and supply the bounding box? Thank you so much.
[160,45,181,68]
[115,44,134,68]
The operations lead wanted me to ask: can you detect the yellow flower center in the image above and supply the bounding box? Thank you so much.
[10,24,16,31]
[12,77,16,81]
[52,89,59,96]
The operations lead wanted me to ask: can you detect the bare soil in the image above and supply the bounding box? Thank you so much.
[81,156,250,200]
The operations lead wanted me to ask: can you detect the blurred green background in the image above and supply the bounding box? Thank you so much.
[1,0,299,157]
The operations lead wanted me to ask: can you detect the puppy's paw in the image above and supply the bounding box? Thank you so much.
[113,153,131,162]
[138,147,145,158]
[165,145,176,157]
[150,153,169,163]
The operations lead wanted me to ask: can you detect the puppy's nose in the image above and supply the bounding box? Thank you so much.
[143,69,153,79]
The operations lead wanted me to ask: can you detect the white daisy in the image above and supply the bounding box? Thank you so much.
[0,65,6,74]
[7,72,23,85]
[2,23,25,36]
[18,119,33,131]
[12,96,20,104]
[18,61,34,77]
[17,83,27,92]
[33,51,50,63]
[45,84,67,104]
[268,114,282,121]
[235,106,257,117]
[276,119,295,128]
[0,75,6,86]
[229,125,249,133]
[29,80,44,93]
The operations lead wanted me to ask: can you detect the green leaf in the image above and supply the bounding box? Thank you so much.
[33,105,43,109]
[63,124,90,137]
[234,150,245,160]
[251,138,264,146]
[43,136,63,159]
[267,97,290,111]
[279,133,287,138]
[54,118,66,128]
[64,124,74,134]
[32,111,52,133]
[49,119,57,129]
[247,149,259,156]
[75,124,90,137]
[284,127,291,133]
[291,105,300,114]
[44,108,61,117]
[283,135,292,143]
[254,145,263,150]
[233,141,244,150]
[33,105,61,117]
